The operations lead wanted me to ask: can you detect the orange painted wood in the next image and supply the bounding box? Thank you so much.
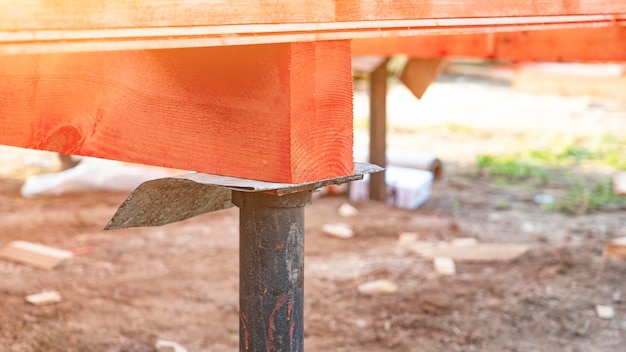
[2,0,622,31]
[352,24,626,62]
[0,42,354,183]
[1,1,624,54]
[353,35,495,59]
[0,0,339,30]
[335,0,625,21]
[495,25,626,62]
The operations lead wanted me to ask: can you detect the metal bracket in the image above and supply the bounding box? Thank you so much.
[105,162,383,230]
[103,162,382,352]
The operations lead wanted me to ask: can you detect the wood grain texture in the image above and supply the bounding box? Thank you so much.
[0,0,337,30]
[289,41,354,182]
[336,0,626,21]
[352,24,626,62]
[495,25,626,62]
[2,0,623,31]
[0,1,624,54]
[0,42,354,183]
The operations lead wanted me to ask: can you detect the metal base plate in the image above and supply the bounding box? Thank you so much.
[105,163,383,230]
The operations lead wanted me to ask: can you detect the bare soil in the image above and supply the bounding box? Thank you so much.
[1,74,625,351]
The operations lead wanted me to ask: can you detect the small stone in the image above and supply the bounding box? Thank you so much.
[398,232,418,244]
[25,291,62,305]
[613,291,622,302]
[596,305,615,319]
[322,223,354,239]
[522,222,536,233]
[156,340,188,352]
[357,280,398,295]
[338,203,358,217]
[533,194,555,205]
[450,237,478,247]
[434,257,456,276]
[354,319,368,328]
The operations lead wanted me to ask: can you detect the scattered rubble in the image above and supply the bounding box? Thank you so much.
[433,257,456,276]
[0,241,73,269]
[322,223,354,239]
[450,237,478,247]
[397,232,419,244]
[338,203,359,217]
[602,237,626,259]
[156,340,188,352]
[25,291,62,306]
[414,242,529,262]
[533,194,555,205]
[595,305,615,319]
[357,280,399,295]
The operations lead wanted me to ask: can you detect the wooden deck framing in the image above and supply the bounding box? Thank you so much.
[353,23,626,62]
[0,42,353,183]
[0,1,625,181]
[2,2,626,351]
[1,1,625,54]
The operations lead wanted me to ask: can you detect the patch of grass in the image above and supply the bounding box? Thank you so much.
[476,154,549,182]
[595,134,626,169]
[387,122,477,135]
[545,177,626,215]
[476,134,626,214]
[526,134,626,169]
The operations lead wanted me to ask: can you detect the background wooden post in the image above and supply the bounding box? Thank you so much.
[369,59,388,201]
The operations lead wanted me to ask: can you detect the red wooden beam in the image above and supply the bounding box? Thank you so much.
[1,1,624,54]
[351,24,626,62]
[3,1,623,31]
[0,41,354,183]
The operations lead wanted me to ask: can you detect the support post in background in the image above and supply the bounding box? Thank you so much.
[232,190,312,352]
[369,59,388,201]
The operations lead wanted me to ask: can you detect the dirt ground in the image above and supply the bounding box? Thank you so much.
[1,72,626,351]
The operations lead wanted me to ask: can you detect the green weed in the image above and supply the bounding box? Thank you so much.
[545,177,626,215]
[476,134,626,215]
[476,154,549,182]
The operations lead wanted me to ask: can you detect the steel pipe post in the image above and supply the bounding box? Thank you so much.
[232,190,312,352]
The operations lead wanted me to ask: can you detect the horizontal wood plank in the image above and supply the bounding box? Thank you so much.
[2,0,623,31]
[0,0,339,30]
[0,42,354,183]
[0,0,624,54]
[4,17,622,55]
[352,24,626,62]
[335,0,625,21]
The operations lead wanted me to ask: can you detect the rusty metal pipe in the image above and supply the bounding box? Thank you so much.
[232,190,312,352]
